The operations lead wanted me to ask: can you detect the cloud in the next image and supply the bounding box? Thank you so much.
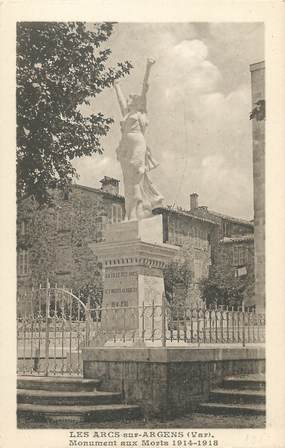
[153,39,221,103]
[73,155,121,189]
[73,24,260,219]
[147,38,253,217]
[173,39,208,62]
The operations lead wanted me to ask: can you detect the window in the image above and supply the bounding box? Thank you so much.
[174,229,183,246]
[193,227,198,248]
[223,221,230,237]
[199,228,207,249]
[95,216,103,232]
[194,259,203,280]
[18,249,29,275]
[169,218,186,246]
[232,245,248,266]
[232,246,239,266]
[94,216,107,242]
[235,266,247,277]
[20,221,27,236]
[111,204,123,223]
[239,246,248,265]
[56,209,71,232]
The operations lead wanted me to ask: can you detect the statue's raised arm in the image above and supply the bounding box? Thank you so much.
[114,57,163,220]
[140,58,156,112]
[113,80,128,117]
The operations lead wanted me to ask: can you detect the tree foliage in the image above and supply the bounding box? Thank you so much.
[199,265,254,308]
[17,22,132,204]
[250,99,265,121]
[163,243,193,305]
[74,283,103,310]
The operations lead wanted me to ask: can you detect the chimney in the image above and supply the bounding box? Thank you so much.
[190,192,199,210]
[100,176,120,195]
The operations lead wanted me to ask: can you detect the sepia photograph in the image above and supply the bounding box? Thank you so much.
[15,20,267,432]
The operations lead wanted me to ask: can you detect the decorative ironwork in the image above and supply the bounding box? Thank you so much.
[88,299,265,347]
[17,285,90,376]
[17,285,265,376]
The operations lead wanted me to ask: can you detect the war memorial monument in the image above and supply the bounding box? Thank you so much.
[89,58,179,343]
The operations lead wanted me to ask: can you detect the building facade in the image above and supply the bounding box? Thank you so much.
[17,177,124,295]
[161,193,255,307]
[17,178,255,308]
[152,206,216,306]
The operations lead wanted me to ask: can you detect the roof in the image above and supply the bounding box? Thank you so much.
[207,210,254,227]
[189,207,254,228]
[153,206,218,226]
[73,184,253,228]
[221,235,254,244]
[73,183,124,201]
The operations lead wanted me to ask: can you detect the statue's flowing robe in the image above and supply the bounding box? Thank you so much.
[116,111,163,220]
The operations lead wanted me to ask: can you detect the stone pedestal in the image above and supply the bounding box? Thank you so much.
[82,346,265,418]
[89,215,178,345]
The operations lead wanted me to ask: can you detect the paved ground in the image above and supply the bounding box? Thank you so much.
[18,413,265,429]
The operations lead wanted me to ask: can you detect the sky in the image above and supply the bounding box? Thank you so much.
[73,23,264,220]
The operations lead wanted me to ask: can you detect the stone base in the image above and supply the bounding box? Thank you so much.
[82,346,265,418]
[104,214,164,245]
[89,215,179,344]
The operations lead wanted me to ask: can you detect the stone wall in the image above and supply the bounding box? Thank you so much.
[17,185,124,294]
[82,347,265,418]
[154,208,254,306]
[154,209,214,306]
[250,61,265,311]
[216,239,255,305]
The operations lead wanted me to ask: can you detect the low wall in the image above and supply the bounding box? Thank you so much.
[82,346,265,418]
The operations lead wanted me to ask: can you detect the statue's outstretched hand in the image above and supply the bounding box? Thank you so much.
[147,58,156,66]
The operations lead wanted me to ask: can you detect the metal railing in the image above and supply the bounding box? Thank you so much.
[17,286,265,376]
[17,287,90,376]
[88,300,265,348]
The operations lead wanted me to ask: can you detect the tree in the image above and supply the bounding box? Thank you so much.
[163,260,192,305]
[199,265,254,308]
[163,242,193,306]
[74,282,103,316]
[17,22,132,204]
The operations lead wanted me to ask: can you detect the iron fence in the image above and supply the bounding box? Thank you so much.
[17,287,265,376]
[88,300,265,347]
[17,287,90,376]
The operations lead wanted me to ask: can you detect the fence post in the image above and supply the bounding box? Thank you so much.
[85,300,91,347]
[45,279,51,376]
[242,300,245,348]
[161,293,166,347]
[151,299,155,343]
[141,301,145,343]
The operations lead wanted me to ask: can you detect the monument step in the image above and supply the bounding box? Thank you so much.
[197,373,266,417]
[17,403,142,424]
[209,388,265,405]
[222,374,265,390]
[198,402,265,416]
[17,389,122,406]
[17,376,101,392]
